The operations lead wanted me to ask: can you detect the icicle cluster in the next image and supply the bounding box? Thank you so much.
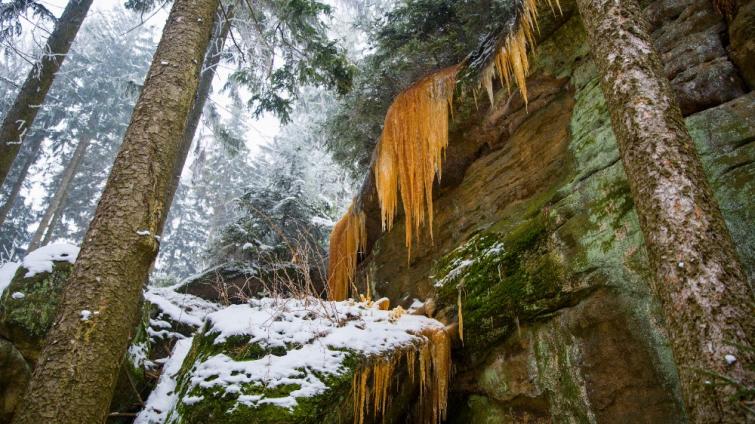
[373,66,458,258]
[352,326,451,424]
[478,0,562,107]
[327,204,366,300]
[326,0,562,302]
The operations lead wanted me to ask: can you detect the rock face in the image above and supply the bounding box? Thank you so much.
[0,338,30,424]
[729,0,755,89]
[354,2,754,422]
[644,0,747,115]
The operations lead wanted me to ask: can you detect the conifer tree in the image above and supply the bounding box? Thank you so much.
[0,8,155,256]
[11,0,219,421]
[0,0,94,187]
[575,0,754,420]
[161,5,234,229]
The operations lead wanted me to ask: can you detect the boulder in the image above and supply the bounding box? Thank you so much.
[0,260,73,363]
[0,338,30,424]
[172,262,327,304]
[0,244,161,422]
[136,298,451,424]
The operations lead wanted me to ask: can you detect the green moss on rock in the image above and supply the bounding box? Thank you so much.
[0,261,72,362]
[166,327,363,424]
[434,216,572,356]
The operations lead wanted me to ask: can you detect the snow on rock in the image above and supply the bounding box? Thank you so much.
[178,297,445,412]
[144,284,220,330]
[134,337,194,424]
[0,261,21,295]
[21,243,79,278]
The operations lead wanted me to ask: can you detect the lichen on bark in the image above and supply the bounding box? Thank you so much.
[575,0,754,420]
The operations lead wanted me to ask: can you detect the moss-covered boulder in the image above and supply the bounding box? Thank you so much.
[0,249,76,363]
[136,298,451,424]
[0,338,30,424]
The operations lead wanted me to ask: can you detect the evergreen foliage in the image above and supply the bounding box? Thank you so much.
[225,0,355,123]
[0,0,55,40]
[203,91,353,280]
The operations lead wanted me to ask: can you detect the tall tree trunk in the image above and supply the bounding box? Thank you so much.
[575,0,754,421]
[0,130,45,228]
[0,0,94,187]
[40,197,63,247]
[159,5,234,234]
[11,0,219,422]
[27,136,90,251]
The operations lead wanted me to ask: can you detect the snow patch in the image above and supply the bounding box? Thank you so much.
[310,216,334,227]
[129,342,153,370]
[134,337,194,424]
[184,297,444,410]
[11,291,25,300]
[0,261,21,295]
[22,243,79,278]
[144,285,220,329]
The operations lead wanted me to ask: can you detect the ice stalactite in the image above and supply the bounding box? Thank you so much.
[373,66,458,259]
[478,0,562,107]
[327,204,366,300]
[352,326,451,424]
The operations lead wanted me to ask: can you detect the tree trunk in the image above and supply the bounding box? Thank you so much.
[575,0,754,421]
[11,0,219,421]
[160,5,234,233]
[40,199,62,247]
[0,130,45,228]
[0,0,94,187]
[27,136,90,252]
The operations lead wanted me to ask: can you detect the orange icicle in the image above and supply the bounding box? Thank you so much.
[349,327,452,424]
[373,66,459,259]
[327,203,366,300]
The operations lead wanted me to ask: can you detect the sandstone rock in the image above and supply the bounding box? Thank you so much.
[644,0,746,115]
[685,92,755,282]
[139,298,450,424]
[354,9,754,422]
[729,0,755,88]
[172,261,326,304]
[0,261,72,363]
[0,338,30,424]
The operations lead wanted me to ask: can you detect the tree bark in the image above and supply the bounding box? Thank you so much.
[0,0,94,187]
[40,196,64,247]
[575,0,754,421]
[27,135,90,252]
[0,130,45,228]
[159,5,234,233]
[11,0,219,422]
